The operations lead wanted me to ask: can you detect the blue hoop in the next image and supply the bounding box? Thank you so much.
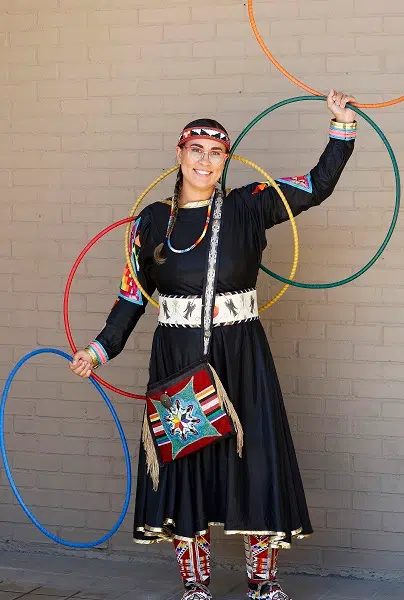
[0,348,132,548]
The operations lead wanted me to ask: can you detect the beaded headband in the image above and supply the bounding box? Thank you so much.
[178,126,231,152]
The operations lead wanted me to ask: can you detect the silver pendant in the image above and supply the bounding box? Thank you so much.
[160,393,172,410]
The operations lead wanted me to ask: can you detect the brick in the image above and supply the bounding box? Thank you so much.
[88,9,138,26]
[353,419,404,438]
[59,26,109,45]
[61,98,110,115]
[271,322,325,341]
[35,400,88,419]
[271,18,325,36]
[327,510,382,531]
[62,491,110,511]
[306,489,351,510]
[276,357,325,378]
[61,421,114,439]
[326,474,381,492]
[14,417,60,436]
[61,169,110,188]
[298,416,350,435]
[37,10,87,28]
[12,134,61,151]
[164,23,215,42]
[140,79,190,97]
[356,35,404,53]
[326,325,382,344]
[14,453,61,472]
[139,7,190,24]
[328,16,383,33]
[354,380,404,400]
[62,455,111,475]
[38,435,87,455]
[301,35,355,54]
[59,63,110,81]
[382,402,404,419]
[327,361,382,381]
[12,169,61,187]
[88,79,139,98]
[299,340,353,360]
[191,5,245,22]
[89,440,124,456]
[111,95,163,115]
[217,58,269,76]
[3,83,36,100]
[11,29,59,46]
[381,475,404,495]
[327,55,381,73]
[8,65,58,84]
[356,307,404,325]
[354,456,404,475]
[355,0,403,14]
[193,40,244,58]
[1,46,37,64]
[383,513,404,533]
[302,471,324,490]
[39,81,86,99]
[38,45,88,63]
[383,439,404,458]
[353,531,404,552]
[300,304,355,323]
[87,116,138,133]
[12,204,62,223]
[354,491,404,512]
[89,44,140,63]
[384,327,404,345]
[326,436,382,456]
[0,326,37,346]
[293,433,325,451]
[298,377,351,397]
[110,25,163,45]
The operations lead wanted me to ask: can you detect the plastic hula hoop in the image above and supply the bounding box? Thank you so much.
[248,0,404,110]
[125,155,299,313]
[0,348,132,548]
[222,95,401,289]
[64,216,147,400]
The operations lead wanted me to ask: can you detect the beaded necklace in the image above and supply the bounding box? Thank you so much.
[167,190,215,254]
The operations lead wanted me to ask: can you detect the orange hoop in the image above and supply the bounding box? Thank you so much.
[248,0,403,109]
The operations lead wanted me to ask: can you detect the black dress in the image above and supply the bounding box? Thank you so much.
[95,131,355,546]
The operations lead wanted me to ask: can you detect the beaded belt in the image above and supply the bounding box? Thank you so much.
[158,289,259,328]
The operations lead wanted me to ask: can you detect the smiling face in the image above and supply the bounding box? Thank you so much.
[176,138,228,194]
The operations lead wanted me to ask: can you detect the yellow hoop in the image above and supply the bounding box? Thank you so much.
[124,156,299,313]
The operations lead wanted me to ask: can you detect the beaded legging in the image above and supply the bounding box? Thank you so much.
[173,533,279,589]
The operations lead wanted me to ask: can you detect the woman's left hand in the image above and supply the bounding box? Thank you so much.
[327,89,357,123]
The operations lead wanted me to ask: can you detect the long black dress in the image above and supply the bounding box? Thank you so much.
[95,127,355,547]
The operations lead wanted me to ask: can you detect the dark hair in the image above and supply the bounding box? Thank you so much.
[154,118,228,265]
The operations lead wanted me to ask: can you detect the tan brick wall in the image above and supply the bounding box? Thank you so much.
[1,0,404,577]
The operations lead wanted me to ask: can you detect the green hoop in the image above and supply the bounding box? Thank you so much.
[222,95,400,290]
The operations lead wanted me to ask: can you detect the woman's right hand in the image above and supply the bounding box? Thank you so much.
[69,350,94,378]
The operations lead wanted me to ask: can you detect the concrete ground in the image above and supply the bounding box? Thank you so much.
[0,550,401,600]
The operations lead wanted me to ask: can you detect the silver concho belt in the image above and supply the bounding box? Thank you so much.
[158,289,259,328]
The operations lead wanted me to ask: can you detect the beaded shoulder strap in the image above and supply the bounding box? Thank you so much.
[201,188,224,358]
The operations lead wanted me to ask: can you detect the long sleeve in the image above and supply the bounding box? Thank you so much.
[89,208,156,363]
[244,119,357,230]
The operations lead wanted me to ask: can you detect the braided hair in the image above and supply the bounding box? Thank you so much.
[154,118,229,265]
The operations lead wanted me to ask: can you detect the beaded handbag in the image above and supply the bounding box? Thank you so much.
[142,189,243,490]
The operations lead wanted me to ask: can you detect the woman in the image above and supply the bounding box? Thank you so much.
[70,89,357,600]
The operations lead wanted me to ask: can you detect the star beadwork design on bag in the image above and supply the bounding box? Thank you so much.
[151,377,221,460]
[165,398,201,441]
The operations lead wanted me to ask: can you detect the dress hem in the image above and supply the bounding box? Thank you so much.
[133,522,313,547]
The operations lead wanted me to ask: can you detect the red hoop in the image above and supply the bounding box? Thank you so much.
[64,217,147,400]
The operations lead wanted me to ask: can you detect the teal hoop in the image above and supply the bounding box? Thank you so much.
[222,96,400,289]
